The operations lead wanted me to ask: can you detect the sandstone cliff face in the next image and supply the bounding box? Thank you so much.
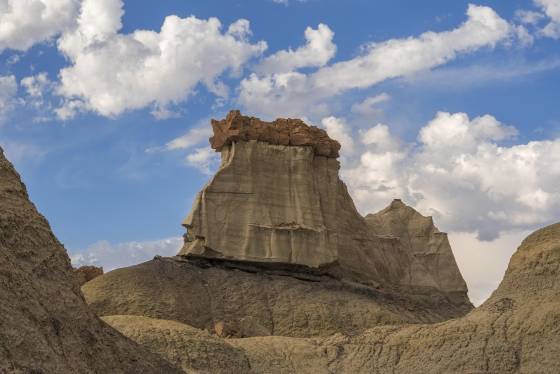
[181,111,469,302]
[366,199,468,297]
[0,148,179,373]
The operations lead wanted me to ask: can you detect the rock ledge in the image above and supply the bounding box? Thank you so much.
[210,110,341,158]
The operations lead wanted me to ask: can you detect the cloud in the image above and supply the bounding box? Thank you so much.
[535,0,560,38]
[153,118,219,174]
[21,73,53,98]
[0,0,79,52]
[255,24,336,74]
[351,93,390,116]
[515,9,545,25]
[56,0,267,118]
[403,58,560,90]
[343,111,560,241]
[0,75,18,115]
[185,147,220,175]
[239,5,512,118]
[321,116,355,156]
[164,125,213,151]
[70,237,183,271]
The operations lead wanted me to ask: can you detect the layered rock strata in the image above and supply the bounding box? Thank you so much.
[0,148,180,373]
[366,199,468,297]
[95,223,560,373]
[83,255,471,339]
[209,109,341,157]
[181,111,468,303]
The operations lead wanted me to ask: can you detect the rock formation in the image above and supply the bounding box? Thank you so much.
[4,108,558,373]
[83,111,473,344]
[74,265,104,286]
[366,199,468,297]
[83,255,471,339]
[0,148,180,373]
[90,222,560,373]
[181,110,469,305]
[209,109,341,157]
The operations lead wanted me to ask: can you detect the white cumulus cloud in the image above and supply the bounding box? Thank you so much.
[321,116,354,156]
[56,0,267,119]
[343,111,560,241]
[70,237,183,271]
[239,5,512,118]
[255,24,336,74]
[0,0,79,52]
[535,0,560,38]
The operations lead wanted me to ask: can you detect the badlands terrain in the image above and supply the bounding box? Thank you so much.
[1,111,559,373]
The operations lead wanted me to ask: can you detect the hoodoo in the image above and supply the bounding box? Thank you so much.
[79,112,560,373]
[180,110,469,301]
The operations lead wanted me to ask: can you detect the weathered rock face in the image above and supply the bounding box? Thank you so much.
[181,111,469,302]
[210,109,341,158]
[366,199,468,296]
[83,256,472,339]
[0,148,180,373]
[74,265,104,286]
[98,223,560,373]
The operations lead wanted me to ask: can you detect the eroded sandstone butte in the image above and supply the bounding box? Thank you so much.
[82,111,560,373]
[180,110,469,304]
[0,148,180,373]
[84,111,472,343]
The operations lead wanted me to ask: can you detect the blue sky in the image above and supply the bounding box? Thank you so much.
[1,0,560,304]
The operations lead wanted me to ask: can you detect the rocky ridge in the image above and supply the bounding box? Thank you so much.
[0,147,180,373]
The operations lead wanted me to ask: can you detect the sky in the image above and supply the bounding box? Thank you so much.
[1,0,560,305]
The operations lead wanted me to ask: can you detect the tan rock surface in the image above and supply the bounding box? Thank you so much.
[366,199,468,296]
[101,223,560,373]
[181,112,470,303]
[0,148,180,373]
[74,265,104,286]
[103,315,252,374]
[82,256,471,339]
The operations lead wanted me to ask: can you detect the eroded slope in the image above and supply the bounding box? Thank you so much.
[0,148,179,373]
